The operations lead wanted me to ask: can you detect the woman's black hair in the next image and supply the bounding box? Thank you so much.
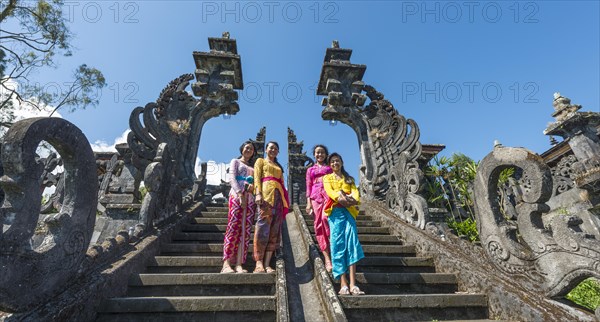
[327,152,354,184]
[238,140,256,159]
[266,141,285,173]
[312,144,329,164]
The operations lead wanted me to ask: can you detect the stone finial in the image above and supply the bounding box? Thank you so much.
[494,140,502,148]
[332,40,340,48]
[552,93,581,121]
[222,31,230,39]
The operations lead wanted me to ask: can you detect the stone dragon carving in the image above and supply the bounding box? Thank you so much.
[317,43,428,228]
[0,118,97,312]
[474,145,600,297]
[127,33,243,226]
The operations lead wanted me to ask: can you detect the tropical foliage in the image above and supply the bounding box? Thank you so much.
[424,153,480,241]
[566,278,600,311]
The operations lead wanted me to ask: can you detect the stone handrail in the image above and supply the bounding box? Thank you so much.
[474,145,600,299]
[0,117,98,312]
[291,204,347,322]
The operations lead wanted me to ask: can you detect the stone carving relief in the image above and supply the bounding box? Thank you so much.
[550,154,577,197]
[474,145,600,297]
[127,33,243,226]
[317,42,428,228]
[287,128,314,205]
[0,118,97,312]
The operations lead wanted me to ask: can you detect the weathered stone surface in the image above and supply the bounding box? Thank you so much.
[128,33,243,226]
[316,42,429,229]
[287,127,313,205]
[474,145,600,299]
[0,117,97,312]
[366,201,596,321]
[544,94,600,193]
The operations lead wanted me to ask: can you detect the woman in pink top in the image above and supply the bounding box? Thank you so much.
[305,144,333,272]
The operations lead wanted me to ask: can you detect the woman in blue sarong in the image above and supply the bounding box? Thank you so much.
[322,153,365,296]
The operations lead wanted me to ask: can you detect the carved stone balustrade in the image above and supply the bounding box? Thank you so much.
[0,118,97,312]
[316,41,428,229]
[474,145,600,298]
[127,32,243,228]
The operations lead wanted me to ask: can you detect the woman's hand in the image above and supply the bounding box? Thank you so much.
[256,193,263,207]
[345,195,358,207]
[306,202,313,215]
[337,193,350,208]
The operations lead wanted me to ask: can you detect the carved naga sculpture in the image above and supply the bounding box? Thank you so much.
[475,145,600,297]
[127,33,243,226]
[475,94,600,297]
[0,118,97,312]
[316,41,428,228]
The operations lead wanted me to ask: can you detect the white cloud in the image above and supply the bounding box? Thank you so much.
[90,129,130,152]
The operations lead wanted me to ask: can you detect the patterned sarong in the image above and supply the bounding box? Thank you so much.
[328,207,364,280]
[253,189,284,261]
[223,192,255,264]
[311,197,330,252]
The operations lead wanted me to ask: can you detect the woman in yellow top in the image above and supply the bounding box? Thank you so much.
[253,141,289,273]
[323,153,365,295]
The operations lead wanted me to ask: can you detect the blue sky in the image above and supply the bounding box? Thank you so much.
[14,1,600,179]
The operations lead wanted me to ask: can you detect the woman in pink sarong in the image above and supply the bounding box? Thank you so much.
[222,141,256,274]
[305,144,333,272]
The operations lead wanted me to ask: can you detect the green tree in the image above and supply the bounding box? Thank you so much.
[0,0,105,128]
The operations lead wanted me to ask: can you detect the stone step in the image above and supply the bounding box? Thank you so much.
[196,211,229,218]
[161,243,252,254]
[98,295,276,313]
[126,273,275,297]
[302,214,375,221]
[362,245,416,256]
[145,255,255,273]
[304,218,382,227]
[205,206,229,212]
[308,225,389,235]
[357,234,402,244]
[339,294,489,321]
[192,217,230,225]
[307,234,402,246]
[172,232,225,241]
[181,224,228,232]
[333,273,458,294]
[129,272,275,286]
[357,256,436,273]
[96,311,275,322]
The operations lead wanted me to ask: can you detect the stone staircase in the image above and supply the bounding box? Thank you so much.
[303,208,490,321]
[97,205,286,321]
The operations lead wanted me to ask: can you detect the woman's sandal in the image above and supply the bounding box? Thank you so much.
[235,266,248,273]
[265,267,275,273]
[253,267,266,273]
[221,266,235,274]
[350,286,365,295]
[338,286,350,295]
